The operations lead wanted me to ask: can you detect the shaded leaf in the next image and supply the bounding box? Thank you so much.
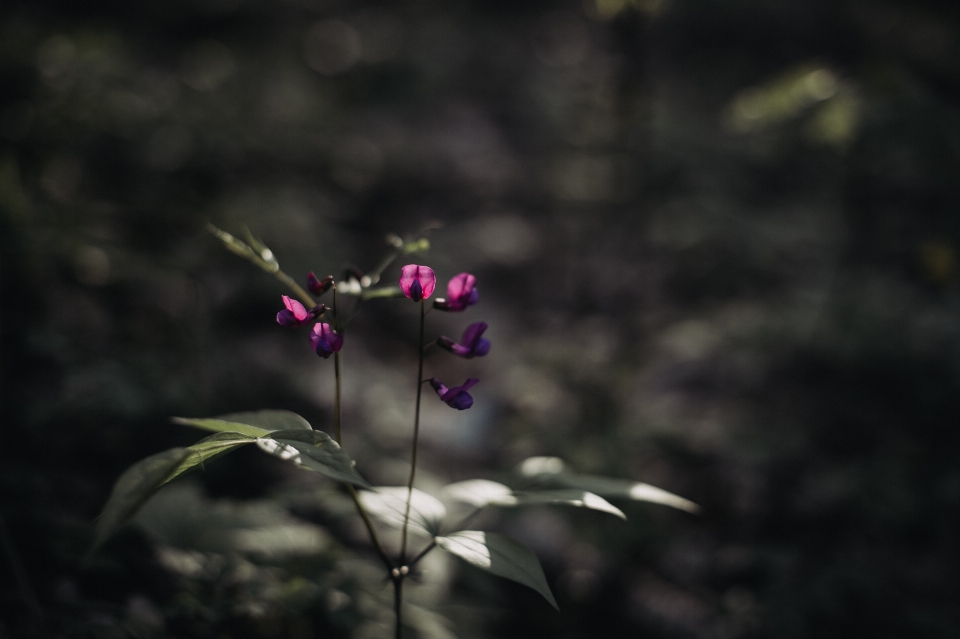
[92,448,191,550]
[435,531,558,610]
[357,487,446,537]
[162,432,257,486]
[172,409,312,439]
[257,429,370,488]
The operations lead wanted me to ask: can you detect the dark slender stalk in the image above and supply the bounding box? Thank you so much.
[330,284,392,572]
[347,485,393,570]
[333,286,343,443]
[393,577,403,639]
[400,298,426,563]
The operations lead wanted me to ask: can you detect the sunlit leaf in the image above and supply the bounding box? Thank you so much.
[514,456,699,513]
[257,429,370,488]
[555,474,700,513]
[435,531,558,610]
[357,487,446,537]
[443,479,513,507]
[443,480,624,518]
[172,409,313,439]
[507,490,626,519]
[92,448,191,550]
[515,456,566,476]
[162,432,257,486]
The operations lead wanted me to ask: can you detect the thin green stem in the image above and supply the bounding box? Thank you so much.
[400,298,426,563]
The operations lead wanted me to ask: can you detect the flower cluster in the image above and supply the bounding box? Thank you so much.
[399,264,489,410]
[275,280,341,359]
[277,265,490,409]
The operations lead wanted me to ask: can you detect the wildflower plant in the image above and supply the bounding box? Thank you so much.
[92,224,700,637]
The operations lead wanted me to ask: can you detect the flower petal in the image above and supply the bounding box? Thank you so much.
[282,295,309,322]
[447,273,476,302]
[418,266,436,298]
[399,264,420,298]
[461,322,488,348]
[448,391,474,410]
[473,338,491,357]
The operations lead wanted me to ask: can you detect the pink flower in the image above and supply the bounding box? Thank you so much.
[310,323,343,359]
[434,273,479,311]
[399,264,436,302]
[429,377,479,410]
[439,322,491,359]
[307,272,334,296]
[277,295,326,327]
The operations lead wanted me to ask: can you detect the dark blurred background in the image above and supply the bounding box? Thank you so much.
[4,0,960,637]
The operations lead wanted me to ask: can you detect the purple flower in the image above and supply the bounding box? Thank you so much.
[439,322,491,359]
[310,323,343,359]
[277,295,326,327]
[434,272,479,311]
[430,377,479,410]
[307,272,334,296]
[399,264,436,302]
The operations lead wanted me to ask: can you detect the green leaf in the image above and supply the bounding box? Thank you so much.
[172,409,313,439]
[515,456,699,513]
[443,479,513,507]
[357,487,446,537]
[256,429,371,488]
[507,490,626,519]
[443,480,624,519]
[162,432,257,486]
[554,475,700,513]
[92,448,191,550]
[435,531,558,610]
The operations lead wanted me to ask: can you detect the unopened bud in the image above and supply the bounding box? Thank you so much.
[307,272,334,295]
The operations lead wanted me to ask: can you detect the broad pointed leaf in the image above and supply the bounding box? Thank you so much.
[443,479,513,507]
[555,475,700,513]
[443,480,625,519]
[507,490,626,519]
[357,487,446,537]
[256,429,370,488]
[162,432,257,486]
[92,448,191,550]
[172,410,312,438]
[435,531,558,610]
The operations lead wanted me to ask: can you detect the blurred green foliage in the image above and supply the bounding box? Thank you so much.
[3,0,960,637]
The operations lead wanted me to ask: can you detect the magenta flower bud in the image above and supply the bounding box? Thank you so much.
[399,264,436,302]
[309,323,343,359]
[429,377,479,410]
[434,272,479,311]
[438,322,490,359]
[277,295,326,326]
[307,272,334,296]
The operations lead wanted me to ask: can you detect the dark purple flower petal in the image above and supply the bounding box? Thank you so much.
[473,338,491,357]
[308,272,334,295]
[310,323,342,359]
[429,377,449,396]
[461,322,488,348]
